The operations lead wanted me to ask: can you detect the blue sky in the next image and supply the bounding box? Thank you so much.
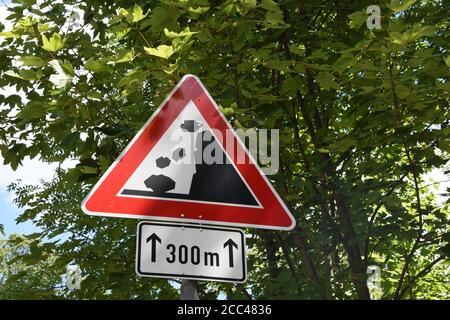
[0,189,40,237]
[0,156,58,238]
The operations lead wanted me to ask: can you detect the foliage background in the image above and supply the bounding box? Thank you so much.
[0,0,449,299]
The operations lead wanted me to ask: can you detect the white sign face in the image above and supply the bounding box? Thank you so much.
[136,222,246,283]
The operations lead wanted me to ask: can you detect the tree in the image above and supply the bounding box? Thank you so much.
[0,0,449,299]
[0,234,64,299]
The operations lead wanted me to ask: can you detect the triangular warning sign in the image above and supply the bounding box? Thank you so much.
[82,75,295,230]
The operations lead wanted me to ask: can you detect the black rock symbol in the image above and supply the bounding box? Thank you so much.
[155,156,171,168]
[144,174,175,193]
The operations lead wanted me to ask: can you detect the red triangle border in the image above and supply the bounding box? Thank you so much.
[81,75,295,230]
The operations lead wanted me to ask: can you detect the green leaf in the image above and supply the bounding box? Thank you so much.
[445,56,450,67]
[261,0,289,28]
[348,10,367,29]
[411,25,435,38]
[289,43,306,55]
[37,23,49,32]
[164,27,198,38]
[4,69,41,81]
[265,60,293,72]
[387,0,417,12]
[0,31,19,38]
[19,56,45,67]
[148,6,182,33]
[109,22,131,39]
[144,45,174,59]
[41,33,65,52]
[437,140,450,153]
[188,6,210,14]
[117,69,149,88]
[29,243,43,258]
[114,50,135,63]
[17,101,46,119]
[131,5,147,23]
[392,25,435,46]
[16,0,36,7]
[395,84,411,99]
[79,166,97,174]
[316,72,340,90]
[240,0,257,8]
[285,193,299,201]
[330,137,357,152]
[389,32,410,46]
[61,132,79,149]
[265,10,284,26]
[49,60,73,88]
[84,58,113,73]
[58,60,74,76]
[260,0,280,11]
[118,5,147,24]
[4,70,23,79]
[19,69,41,80]
[163,62,179,75]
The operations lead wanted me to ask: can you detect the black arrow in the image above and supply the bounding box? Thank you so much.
[223,239,238,268]
[146,233,162,262]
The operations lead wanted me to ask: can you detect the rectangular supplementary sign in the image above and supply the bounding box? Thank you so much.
[136,222,247,283]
